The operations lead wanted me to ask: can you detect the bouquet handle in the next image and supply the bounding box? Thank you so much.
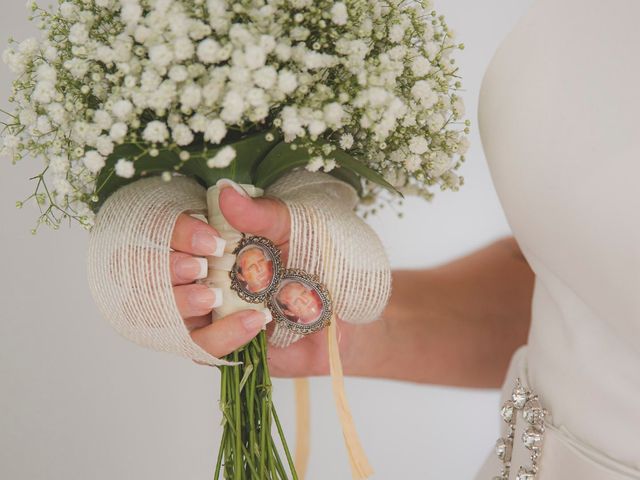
[201,182,265,318]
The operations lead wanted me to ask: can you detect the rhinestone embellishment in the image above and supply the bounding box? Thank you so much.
[493,378,549,479]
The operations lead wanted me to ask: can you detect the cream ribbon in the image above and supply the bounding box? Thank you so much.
[328,317,374,479]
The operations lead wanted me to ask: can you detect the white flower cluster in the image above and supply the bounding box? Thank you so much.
[1,0,468,230]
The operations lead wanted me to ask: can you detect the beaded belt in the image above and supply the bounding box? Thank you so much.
[493,377,549,480]
[477,346,640,480]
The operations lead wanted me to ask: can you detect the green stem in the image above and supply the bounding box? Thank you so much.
[247,343,257,460]
[272,404,298,480]
[256,333,275,477]
[214,332,297,480]
[214,427,227,480]
[233,351,242,480]
[271,440,288,480]
[259,383,268,478]
[215,367,228,480]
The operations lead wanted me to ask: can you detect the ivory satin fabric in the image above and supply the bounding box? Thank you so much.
[474,0,640,477]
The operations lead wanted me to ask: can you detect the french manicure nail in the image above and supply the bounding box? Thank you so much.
[193,231,226,257]
[211,237,226,257]
[190,287,222,309]
[242,309,270,332]
[260,308,273,331]
[176,256,208,280]
[216,178,250,198]
[189,213,209,224]
[211,288,223,309]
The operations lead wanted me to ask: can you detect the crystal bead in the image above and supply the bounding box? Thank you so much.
[524,397,544,424]
[512,379,528,409]
[501,400,515,423]
[516,466,536,480]
[522,425,544,450]
[495,437,513,461]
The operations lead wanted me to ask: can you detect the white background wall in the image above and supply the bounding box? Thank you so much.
[0,1,533,479]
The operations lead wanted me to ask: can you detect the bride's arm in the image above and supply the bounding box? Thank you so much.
[343,237,534,388]
[166,188,533,388]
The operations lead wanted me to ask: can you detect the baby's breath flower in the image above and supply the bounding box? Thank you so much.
[114,158,135,178]
[197,38,221,64]
[207,145,236,168]
[83,150,106,173]
[204,118,227,144]
[278,70,298,95]
[109,122,128,142]
[172,124,194,146]
[2,0,467,229]
[305,156,324,172]
[112,100,133,121]
[409,136,430,155]
[96,136,115,156]
[143,121,169,144]
[339,133,354,150]
[331,3,348,26]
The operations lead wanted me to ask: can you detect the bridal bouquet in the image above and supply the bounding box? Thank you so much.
[2,0,468,478]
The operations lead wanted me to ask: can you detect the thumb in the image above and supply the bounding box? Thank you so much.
[217,180,290,246]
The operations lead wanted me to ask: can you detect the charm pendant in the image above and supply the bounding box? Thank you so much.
[268,269,333,336]
[230,237,333,340]
[229,235,284,303]
[493,377,549,480]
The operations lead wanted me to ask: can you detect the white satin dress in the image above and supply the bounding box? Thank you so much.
[474,0,640,478]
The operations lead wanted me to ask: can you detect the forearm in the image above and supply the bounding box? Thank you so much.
[343,237,535,388]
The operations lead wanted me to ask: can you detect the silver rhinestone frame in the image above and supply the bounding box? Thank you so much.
[229,235,284,304]
[493,377,549,480]
[267,268,333,336]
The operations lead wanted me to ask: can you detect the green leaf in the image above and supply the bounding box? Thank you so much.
[238,363,254,393]
[181,130,281,187]
[325,143,403,197]
[253,141,311,189]
[92,144,181,211]
[254,139,402,198]
[327,166,363,196]
[92,130,281,213]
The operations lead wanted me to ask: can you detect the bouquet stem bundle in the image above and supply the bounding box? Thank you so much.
[216,333,297,480]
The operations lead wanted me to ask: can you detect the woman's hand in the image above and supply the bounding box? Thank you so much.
[170,184,355,376]
[170,184,534,388]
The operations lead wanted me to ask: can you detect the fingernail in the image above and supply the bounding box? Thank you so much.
[189,213,209,224]
[192,231,226,257]
[216,178,250,198]
[190,287,222,309]
[176,256,208,280]
[261,308,273,331]
[242,309,271,332]
[211,288,223,308]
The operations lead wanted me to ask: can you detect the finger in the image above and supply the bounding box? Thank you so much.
[173,283,222,319]
[170,251,208,286]
[217,181,290,245]
[171,213,225,257]
[266,316,359,378]
[184,315,212,332]
[190,308,272,358]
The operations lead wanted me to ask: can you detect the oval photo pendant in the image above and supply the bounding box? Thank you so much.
[267,269,333,336]
[230,235,284,303]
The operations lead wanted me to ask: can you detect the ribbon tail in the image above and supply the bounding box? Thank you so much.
[294,377,311,479]
[328,317,374,479]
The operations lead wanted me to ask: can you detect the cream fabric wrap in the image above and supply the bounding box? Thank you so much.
[86,169,391,365]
